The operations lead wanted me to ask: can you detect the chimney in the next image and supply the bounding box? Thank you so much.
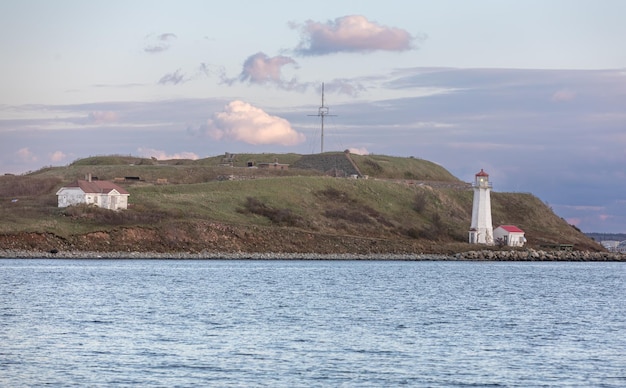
[85,173,92,182]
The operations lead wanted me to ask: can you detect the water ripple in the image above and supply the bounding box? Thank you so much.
[0,259,624,387]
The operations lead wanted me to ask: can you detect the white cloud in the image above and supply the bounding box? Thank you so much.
[206,101,305,146]
[292,15,416,55]
[137,148,199,160]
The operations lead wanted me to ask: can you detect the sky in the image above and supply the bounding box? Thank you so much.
[1,0,626,233]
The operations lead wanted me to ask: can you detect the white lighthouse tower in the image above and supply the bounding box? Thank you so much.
[469,169,494,244]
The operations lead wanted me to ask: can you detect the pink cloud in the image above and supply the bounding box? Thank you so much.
[137,148,199,160]
[50,151,67,162]
[239,52,297,84]
[292,15,416,55]
[348,147,369,155]
[16,147,37,162]
[566,217,581,226]
[206,101,305,146]
[551,89,577,102]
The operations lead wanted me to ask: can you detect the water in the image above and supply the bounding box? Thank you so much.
[1,259,625,387]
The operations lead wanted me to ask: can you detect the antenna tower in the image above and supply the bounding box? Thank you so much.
[308,83,337,153]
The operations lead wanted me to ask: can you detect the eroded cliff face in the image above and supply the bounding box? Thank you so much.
[0,222,433,255]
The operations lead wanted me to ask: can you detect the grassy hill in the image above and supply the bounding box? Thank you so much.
[0,152,602,254]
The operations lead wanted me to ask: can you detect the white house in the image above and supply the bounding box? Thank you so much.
[57,178,129,210]
[494,225,526,247]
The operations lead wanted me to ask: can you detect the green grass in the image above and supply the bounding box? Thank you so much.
[2,153,603,251]
[350,154,459,181]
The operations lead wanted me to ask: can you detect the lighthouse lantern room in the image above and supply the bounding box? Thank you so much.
[469,169,494,244]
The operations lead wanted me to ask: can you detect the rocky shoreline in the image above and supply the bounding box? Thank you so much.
[453,249,625,261]
[0,249,624,261]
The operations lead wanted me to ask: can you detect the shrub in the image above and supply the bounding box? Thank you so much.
[412,192,427,213]
[405,227,421,239]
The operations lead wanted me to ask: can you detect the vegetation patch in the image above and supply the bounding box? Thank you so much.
[324,208,371,224]
[316,186,354,203]
[62,204,171,225]
[317,186,395,228]
[238,197,304,227]
[0,153,605,252]
[363,158,383,173]
[412,191,428,213]
[0,175,61,197]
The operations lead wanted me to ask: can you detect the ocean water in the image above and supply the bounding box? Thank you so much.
[1,259,625,387]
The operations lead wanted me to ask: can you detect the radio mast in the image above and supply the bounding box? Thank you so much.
[308,83,336,153]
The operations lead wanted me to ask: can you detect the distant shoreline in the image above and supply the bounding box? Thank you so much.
[1,249,624,261]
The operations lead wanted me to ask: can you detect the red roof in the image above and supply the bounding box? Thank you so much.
[475,169,489,177]
[498,225,524,233]
[65,180,129,195]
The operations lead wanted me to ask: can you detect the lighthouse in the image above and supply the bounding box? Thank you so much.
[469,169,494,244]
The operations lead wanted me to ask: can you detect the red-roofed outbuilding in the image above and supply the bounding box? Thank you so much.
[494,225,526,247]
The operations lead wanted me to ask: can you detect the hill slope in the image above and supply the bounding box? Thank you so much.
[0,153,602,254]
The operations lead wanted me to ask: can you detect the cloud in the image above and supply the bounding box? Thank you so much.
[292,15,416,56]
[220,52,306,91]
[220,53,365,95]
[88,111,119,124]
[137,148,199,160]
[206,100,305,146]
[197,62,223,78]
[16,147,37,162]
[552,89,577,102]
[239,52,298,84]
[560,205,605,212]
[322,79,367,97]
[144,32,177,53]
[158,69,186,85]
[566,217,582,226]
[348,147,369,155]
[50,151,67,162]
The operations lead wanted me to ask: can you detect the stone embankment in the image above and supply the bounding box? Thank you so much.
[0,249,624,261]
[454,249,625,261]
[0,250,445,260]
